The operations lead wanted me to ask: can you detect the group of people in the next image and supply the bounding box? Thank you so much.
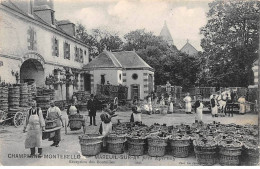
[182,89,248,124]
[22,94,117,157]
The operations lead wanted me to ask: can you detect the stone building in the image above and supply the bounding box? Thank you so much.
[0,0,90,100]
[83,50,154,100]
[180,39,198,57]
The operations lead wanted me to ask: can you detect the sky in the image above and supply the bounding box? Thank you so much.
[54,0,213,51]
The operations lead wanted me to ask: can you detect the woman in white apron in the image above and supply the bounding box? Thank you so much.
[99,112,113,151]
[130,100,142,123]
[210,94,218,117]
[168,101,174,113]
[23,101,45,157]
[183,93,192,114]
[194,96,203,122]
[238,96,246,114]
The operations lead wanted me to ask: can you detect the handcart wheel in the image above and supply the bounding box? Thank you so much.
[13,112,24,127]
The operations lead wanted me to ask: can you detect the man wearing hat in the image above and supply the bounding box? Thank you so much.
[87,94,97,126]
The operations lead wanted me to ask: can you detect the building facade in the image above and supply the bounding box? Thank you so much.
[0,0,90,100]
[83,50,154,100]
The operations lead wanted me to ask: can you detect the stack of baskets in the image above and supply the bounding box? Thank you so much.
[69,114,85,130]
[19,83,29,107]
[0,86,8,111]
[79,134,104,156]
[36,95,51,113]
[170,135,191,158]
[147,136,168,157]
[127,136,146,156]
[43,89,55,100]
[107,134,127,154]
[193,138,218,166]
[27,85,33,106]
[8,86,20,110]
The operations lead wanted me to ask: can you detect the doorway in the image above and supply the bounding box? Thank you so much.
[20,59,44,87]
[84,74,91,92]
[131,84,140,100]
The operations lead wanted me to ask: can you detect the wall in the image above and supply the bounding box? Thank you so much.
[0,6,89,100]
[91,69,122,94]
[122,69,154,100]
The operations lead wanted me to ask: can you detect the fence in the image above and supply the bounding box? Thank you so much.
[96,84,128,103]
[188,87,216,99]
[155,85,182,99]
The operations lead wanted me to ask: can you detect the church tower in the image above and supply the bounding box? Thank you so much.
[159,21,174,46]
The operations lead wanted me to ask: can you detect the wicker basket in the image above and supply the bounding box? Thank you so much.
[170,138,190,158]
[244,144,259,166]
[193,140,218,166]
[194,151,217,166]
[147,137,168,157]
[219,141,242,166]
[127,137,146,156]
[69,114,85,130]
[107,134,127,154]
[79,134,103,156]
[45,119,57,129]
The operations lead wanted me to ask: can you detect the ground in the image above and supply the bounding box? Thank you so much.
[0,110,258,166]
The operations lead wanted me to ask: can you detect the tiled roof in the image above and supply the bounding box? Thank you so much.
[112,51,153,70]
[57,20,73,25]
[83,51,122,70]
[180,41,198,56]
[83,50,154,71]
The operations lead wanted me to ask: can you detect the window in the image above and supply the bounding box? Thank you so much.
[64,42,70,60]
[101,75,105,85]
[74,46,79,61]
[79,48,83,63]
[52,37,59,57]
[119,74,122,80]
[27,27,37,50]
[132,73,138,80]
[123,73,126,76]
[123,79,126,82]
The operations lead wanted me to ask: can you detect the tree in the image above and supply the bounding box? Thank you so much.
[75,24,123,59]
[200,0,259,87]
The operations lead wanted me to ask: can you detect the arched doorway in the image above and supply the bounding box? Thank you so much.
[20,59,45,87]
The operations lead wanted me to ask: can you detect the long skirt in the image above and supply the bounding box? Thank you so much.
[211,106,218,115]
[196,109,203,121]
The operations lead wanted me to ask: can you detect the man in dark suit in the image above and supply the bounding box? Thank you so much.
[87,94,97,126]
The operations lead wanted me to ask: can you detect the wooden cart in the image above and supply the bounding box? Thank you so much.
[0,107,29,127]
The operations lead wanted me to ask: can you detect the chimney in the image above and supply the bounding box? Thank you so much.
[57,20,76,37]
[34,5,55,25]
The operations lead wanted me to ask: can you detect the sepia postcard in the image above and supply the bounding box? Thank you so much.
[0,0,259,166]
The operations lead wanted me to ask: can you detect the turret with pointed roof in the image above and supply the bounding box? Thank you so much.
[180,39,198,57]
[159,21,174,45]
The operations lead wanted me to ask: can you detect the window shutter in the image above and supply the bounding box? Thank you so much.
[56,39,59,57]
[68,44,70,60]
[52,37,55,56]
[63,42,66,59]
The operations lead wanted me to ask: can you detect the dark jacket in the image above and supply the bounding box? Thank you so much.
[194,100,201,113]
[210,98,216,108]
[87,99,97,116]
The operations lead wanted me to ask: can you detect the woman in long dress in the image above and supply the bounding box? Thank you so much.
[210,94,218,117]
[183,93,192,114]
[23,100,45,157]
[238,96,246,114]
[194,96,204,122]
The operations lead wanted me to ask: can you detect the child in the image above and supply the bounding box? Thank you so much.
[130,100,142,123]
